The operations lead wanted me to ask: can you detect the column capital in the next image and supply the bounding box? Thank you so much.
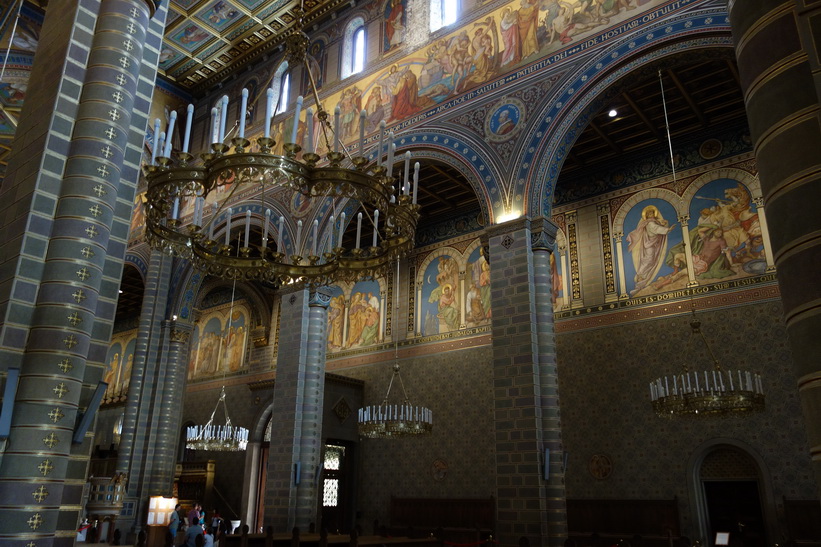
[531,217,559,251]
[309,288,332,308]
[163,319,193,343]
[678,214,690,226]
[486,216,531,239]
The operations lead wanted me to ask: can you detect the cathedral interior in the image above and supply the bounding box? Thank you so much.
[1,0,821,546]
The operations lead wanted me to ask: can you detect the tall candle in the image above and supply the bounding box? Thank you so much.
[412,162,420,204]
[219,95,229,143]
[163,110,177,157]
[305,108,314,153]
[277,216,284,252]
[359,109,366,154]
[239,88,248,139]
[387,140,395,178]
[372,210,379,247]
[338,212,346,248]
[403,152,411,194]
[262,209,271,248]
[183,104,194,154]
[291,96,303,144]
[244,209,251,247]
[355,212,362,249]
[327,215,334,254]
[295,220,303,255]
[172,198,179,220]
[265,88,274,139]
[225,208,232,246]
[377,120,386,166]
[311,219,318,256]
[157,132,165,164]
[334,105,341,153]
[151,118,161,165]
[193,196,202,226]
[210,108,218,145]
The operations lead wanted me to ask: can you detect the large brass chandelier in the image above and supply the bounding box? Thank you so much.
[358,261,432,439]
[186,386,249,451]
[648,70,765,417]
[143,10,419,286]
[649,309,765,417]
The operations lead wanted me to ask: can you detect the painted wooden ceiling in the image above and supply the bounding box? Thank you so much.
[159,0,347,93]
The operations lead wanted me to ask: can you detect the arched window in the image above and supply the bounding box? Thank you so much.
[275,72,291,114]
[341,17,366,78]
[271,61,290,115]
[430,0,458,32]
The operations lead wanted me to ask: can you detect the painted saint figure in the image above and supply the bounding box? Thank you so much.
[626,205,676,296]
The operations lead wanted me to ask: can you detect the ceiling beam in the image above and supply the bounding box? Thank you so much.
[622,91,661,142]
[667,69,707,128]
[430,164,473,192]
[589,120,622,155]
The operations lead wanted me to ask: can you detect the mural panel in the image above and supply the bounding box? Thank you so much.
[465,247,491,327]
[105,331,137,398]
[187,301,250,380]
[622,199,682,298]
[423,255,461,336]
[652,179,766,291]
[345,281,382,350]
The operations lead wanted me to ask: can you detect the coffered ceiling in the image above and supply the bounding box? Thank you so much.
[159,0,347,93]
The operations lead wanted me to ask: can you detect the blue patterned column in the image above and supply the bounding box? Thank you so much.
[531,218,568,547]
[264,288,330,532]
[486,217,551,547]
[0,0,159,544]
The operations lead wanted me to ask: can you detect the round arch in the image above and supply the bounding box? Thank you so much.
[686,438,778,546]
[364,127,499,225]
[513,10,736,219]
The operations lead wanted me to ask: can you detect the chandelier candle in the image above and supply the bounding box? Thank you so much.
[264,88,274,139]
[291,95,303,144]
[238,88,248,139]
[163,111,177,158]
[182,104,194,154]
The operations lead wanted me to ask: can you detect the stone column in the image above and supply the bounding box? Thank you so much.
[486,217,557,547]
[0,0,160,543]
[155,320,193,489]
[264,288,330,532]
[531,218,568,547]
[728,0,821,495]
[752,197,776,271]
[613,232,628,298]
[115,249,173,535]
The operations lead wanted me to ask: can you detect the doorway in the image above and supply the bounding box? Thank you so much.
[320,442,355,534]
[703,480,765,547]
[700,448,766,547]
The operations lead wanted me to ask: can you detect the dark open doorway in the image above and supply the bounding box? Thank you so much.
[703,480,765,547]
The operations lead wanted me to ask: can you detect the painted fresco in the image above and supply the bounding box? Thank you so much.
[305,40,326,91]
[129,193,145,240]
[105,331,137,398]
[170,23,213,52]
[275,0,668,146]
[422,255,460,336]
[188,301,250,380]
[327,287,346,352]
[345,281,382,349]
[622,199,682,298]
[648,179,766,292]
[465,247,491,327]
[159,46,185,70]
[196,0,242,31]
[383,0,407,53]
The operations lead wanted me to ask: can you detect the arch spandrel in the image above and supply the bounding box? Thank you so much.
[514,11,734,220]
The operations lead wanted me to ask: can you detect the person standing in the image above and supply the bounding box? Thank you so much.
[187,503,201,529]
[168,504,181,543]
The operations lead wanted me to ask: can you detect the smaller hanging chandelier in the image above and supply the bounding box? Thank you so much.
[649,309,765,417]
[186,386,249,451]
[358,362,433,438]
